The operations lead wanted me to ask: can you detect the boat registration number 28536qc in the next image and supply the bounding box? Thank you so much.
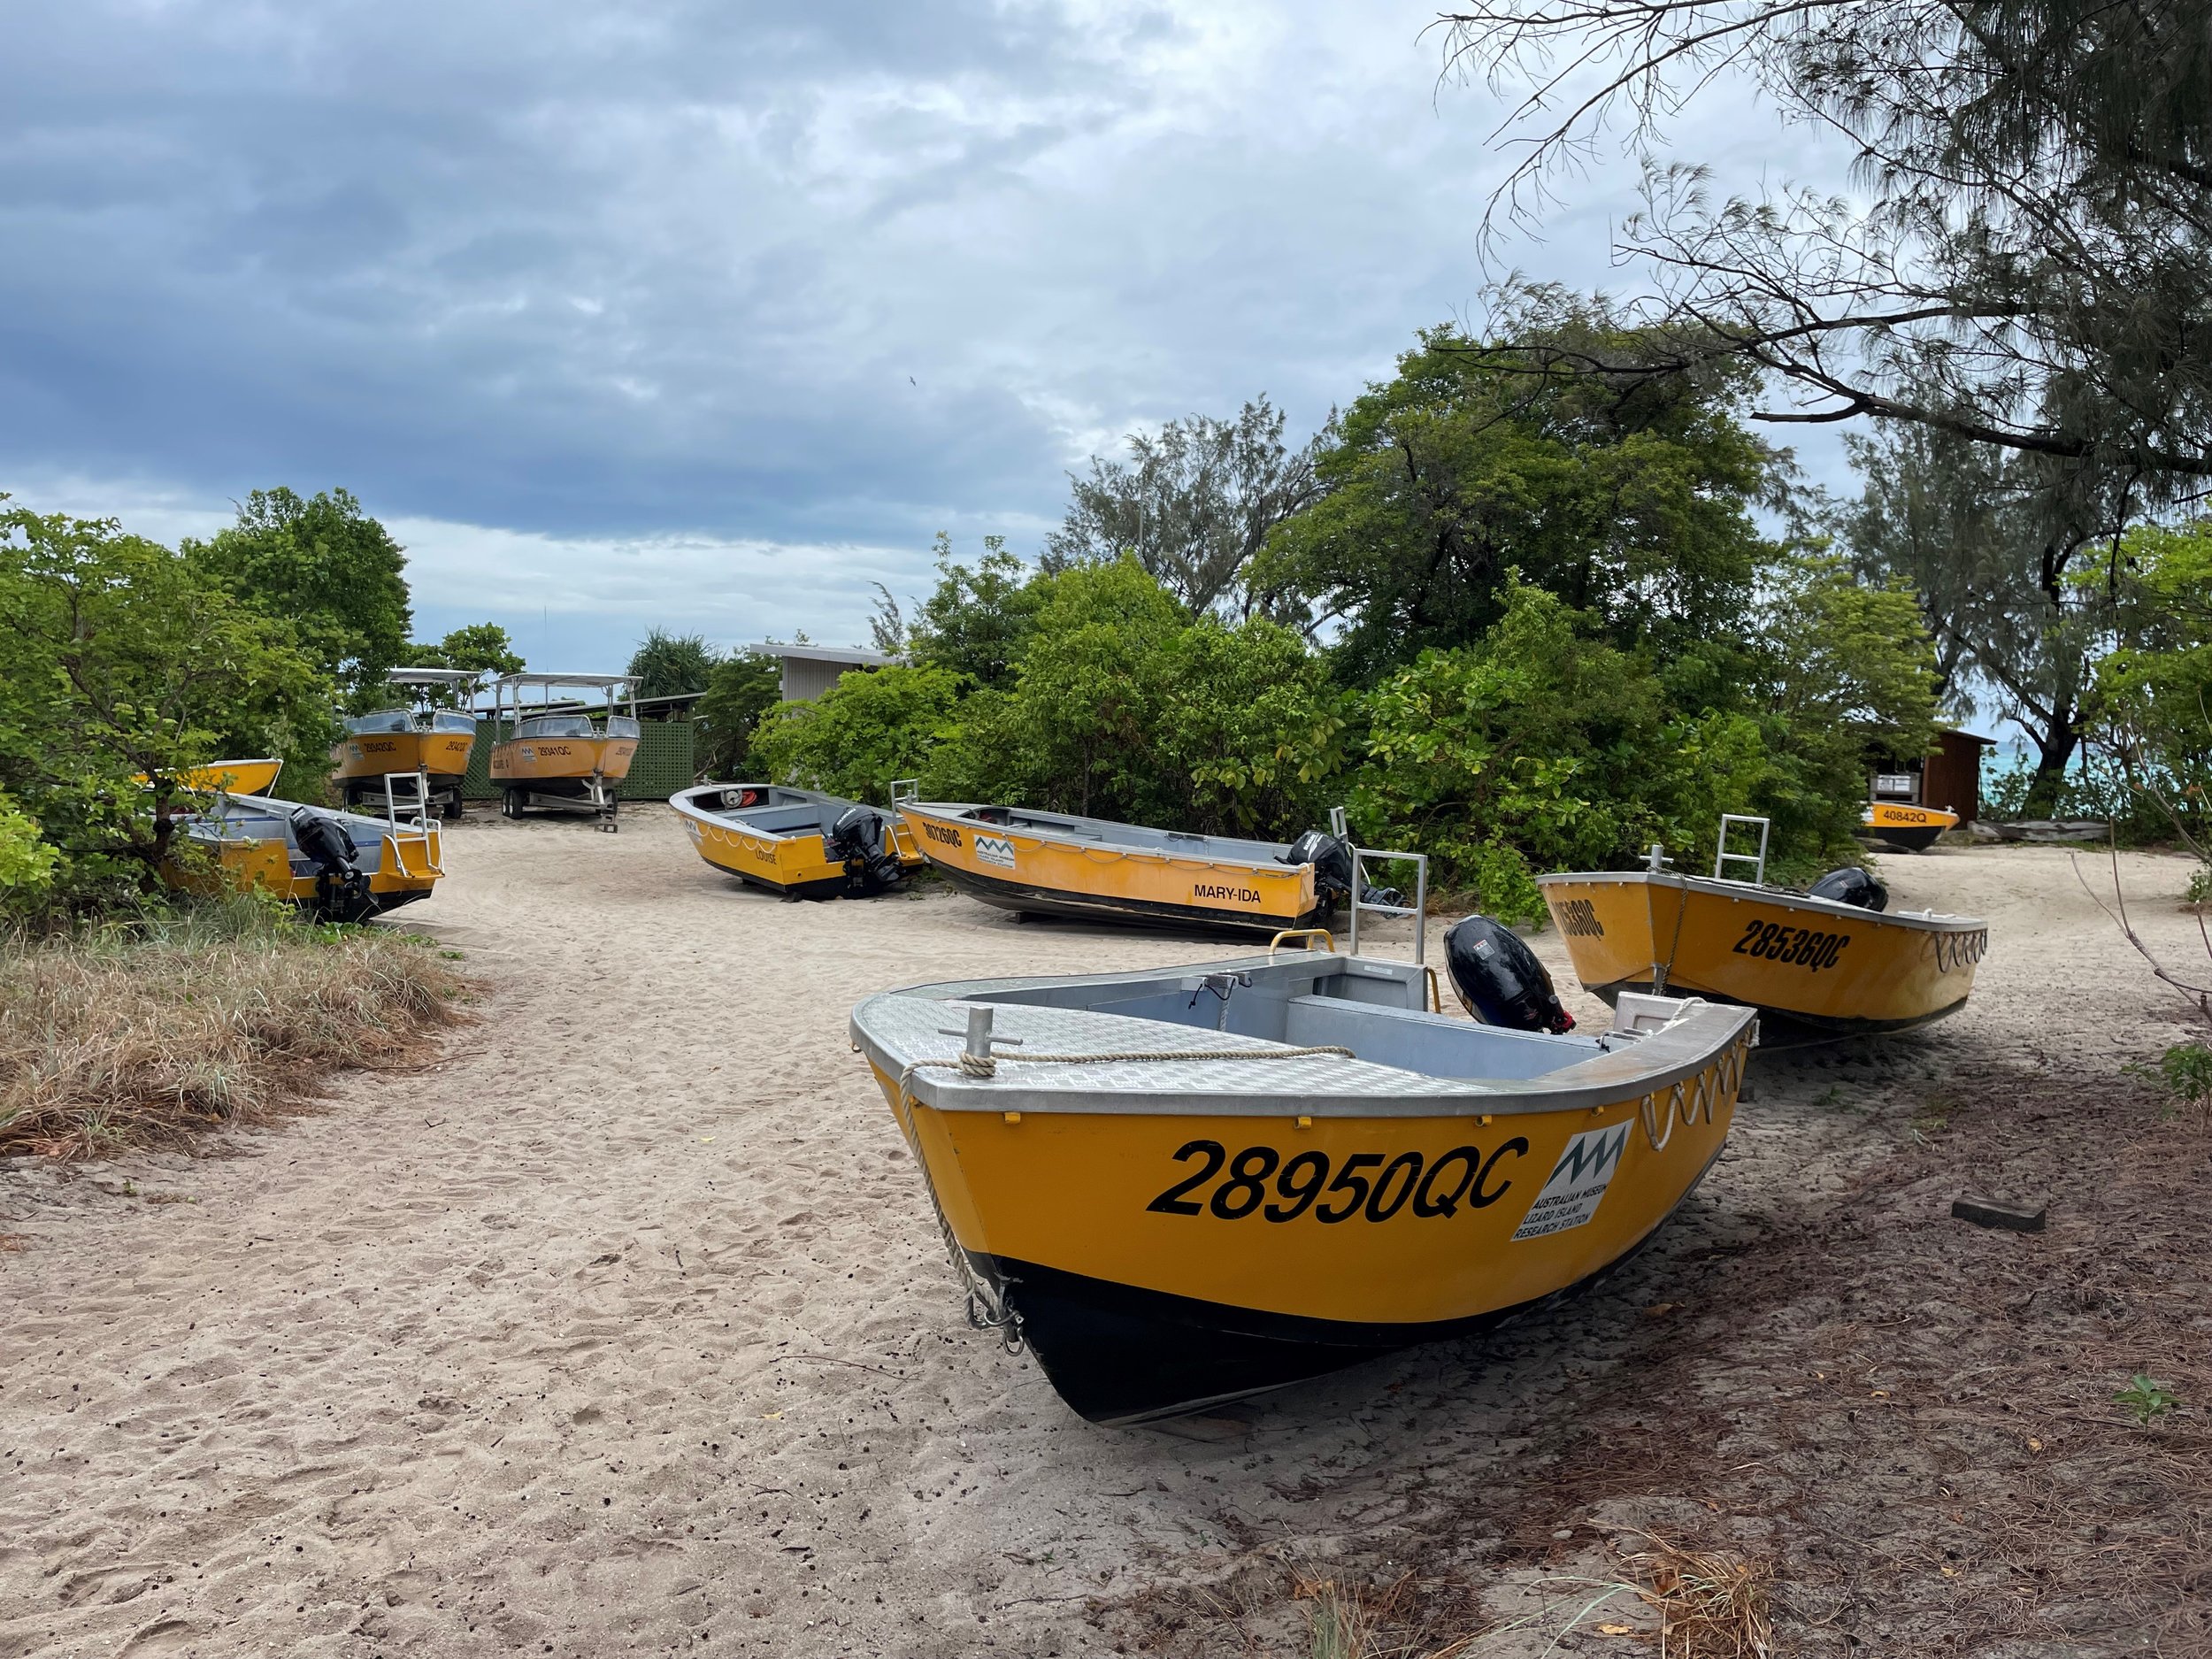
[849,949,1755,1424]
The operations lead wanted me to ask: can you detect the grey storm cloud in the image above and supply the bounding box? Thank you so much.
[0,0,1849,657]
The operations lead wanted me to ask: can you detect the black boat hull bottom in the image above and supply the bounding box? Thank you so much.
[979,1149,1721,1424]
[1855,826,1944,852]
[931,861,1317,939]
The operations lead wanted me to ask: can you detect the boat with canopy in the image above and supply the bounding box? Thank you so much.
[488,673,641,830]
[331,667,482,818]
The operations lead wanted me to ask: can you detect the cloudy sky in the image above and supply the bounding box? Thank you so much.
[3,0,1851,670]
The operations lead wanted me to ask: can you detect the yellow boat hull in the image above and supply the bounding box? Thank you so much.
[169,826,443,918]
[674,786,924,897]
[1858,800,1959,852]
[898,801,1319,933]
[490,734,637,785]
[138,757,284,795]
[853,957,1756,1422]
[331,730,477,786]
[1538,871,1985,1032]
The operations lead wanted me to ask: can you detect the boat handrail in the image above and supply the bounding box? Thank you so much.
[1267,927,1337,958]
[1714,814,1770,884]
[380,771,443,879]
[889,778,920,806]
[1345,845,1430,966]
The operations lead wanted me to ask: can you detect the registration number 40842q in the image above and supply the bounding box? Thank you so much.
[1144,1139,1527,1224]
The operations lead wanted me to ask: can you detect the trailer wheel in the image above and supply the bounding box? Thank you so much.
[502,788,523,820]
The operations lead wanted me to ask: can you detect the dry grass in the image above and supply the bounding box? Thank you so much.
[1,897,471,1158]
[1624,1535,1772,1658]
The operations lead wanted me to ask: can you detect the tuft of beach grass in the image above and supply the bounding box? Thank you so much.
[1,896,472,1159]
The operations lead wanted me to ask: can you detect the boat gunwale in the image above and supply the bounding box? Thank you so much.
[668,781,857,850]
[898,800,1303,876]
[851,955,1756,1119]
[1535,868,1987,933]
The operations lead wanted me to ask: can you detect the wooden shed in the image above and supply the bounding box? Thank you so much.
[1870,728,1998,826]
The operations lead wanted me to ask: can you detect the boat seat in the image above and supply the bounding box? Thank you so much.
[1283,994,1592,1081]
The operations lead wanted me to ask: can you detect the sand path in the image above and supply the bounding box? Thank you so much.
[3,815,2203,1657]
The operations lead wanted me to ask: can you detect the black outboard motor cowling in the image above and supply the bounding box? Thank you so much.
[829,805,905,897]
[288,806,377,924]
[1283,829,1402,910]
[1444,915,1576,1033]
[1282,830,1353,900]
[1809,867,1888,912]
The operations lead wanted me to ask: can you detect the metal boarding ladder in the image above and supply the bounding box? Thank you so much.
[381,771,443,878]
[1714,813,1770,884]
[1327,806,1437,1010]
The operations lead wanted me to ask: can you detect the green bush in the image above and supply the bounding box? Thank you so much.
[751,664,967,805]
[0,502,331,917]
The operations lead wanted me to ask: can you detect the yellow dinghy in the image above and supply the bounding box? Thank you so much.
[332,667,482,818]
[852,950,1756,1423]
[168,792,443,922]
[1539,816,1986,1035]
[488,672,641,831]
[895,798,1403,935]
[137,757,285,795]
[1859,799,1959,852]
[671,783,924,898]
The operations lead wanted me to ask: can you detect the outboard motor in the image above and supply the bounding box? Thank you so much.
[1444,914,1576,1033]
[1809,867,1888,912]
[829,805,905,897]
[288,806,377,924]
[1282,829,1402,910]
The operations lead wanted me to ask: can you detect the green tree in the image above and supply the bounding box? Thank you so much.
[695,652,784,777]
[750,665,967,803]
[626,628,719,701]
[0,503,328,910]
[1261,304,1778,684]
[1351,580,1677,920]
[2090,518,2212,849]
[1844,423,2107,816]
[185,488,411,696]
[908,535,1040,689]
[1439,0,2212,503]
[387,623,525,707]
[1044,397,1325,622]
[1155,618,1349,835]
[403,623,525,678]
[983,557,1187,819]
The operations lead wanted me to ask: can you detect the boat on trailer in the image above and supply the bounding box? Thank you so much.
[168,791,444,922]
[332,667,482,818]
[488,673,641,831]
[671,783,925,898]
[894,795,1410,935]
[851,941,1756,1423]
[1539,815,1987,1035]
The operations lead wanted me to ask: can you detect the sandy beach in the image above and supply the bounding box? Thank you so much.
[4,811,2206,1657]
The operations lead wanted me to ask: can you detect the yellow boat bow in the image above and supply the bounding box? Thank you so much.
[852,951,1756,1422]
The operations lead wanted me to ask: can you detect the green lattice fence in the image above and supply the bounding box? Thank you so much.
[460,719,700,802]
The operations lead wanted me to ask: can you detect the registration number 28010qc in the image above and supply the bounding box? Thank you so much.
[1144,1139,1527,1224]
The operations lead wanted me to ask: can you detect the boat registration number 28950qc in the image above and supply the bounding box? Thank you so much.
[850,949,1756,1423]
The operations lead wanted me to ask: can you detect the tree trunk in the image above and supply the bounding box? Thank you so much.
[2020,695,2081,818]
